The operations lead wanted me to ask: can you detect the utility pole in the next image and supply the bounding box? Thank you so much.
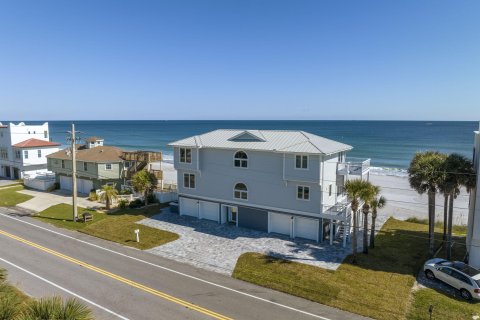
[67,123,81,222]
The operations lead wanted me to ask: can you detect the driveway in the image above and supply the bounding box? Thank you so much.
[138,208,352,275]
[16,189,101,212]
[0,178,19,188]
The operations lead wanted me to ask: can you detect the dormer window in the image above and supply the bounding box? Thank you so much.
[180,148,192,163]
[295,155,308,169]
[234,151,248,168]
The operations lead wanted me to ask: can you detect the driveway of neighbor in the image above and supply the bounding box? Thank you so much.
[138,208,352,275]
[16,189,101,212]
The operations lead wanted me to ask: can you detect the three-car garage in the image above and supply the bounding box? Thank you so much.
[179,196,320,242]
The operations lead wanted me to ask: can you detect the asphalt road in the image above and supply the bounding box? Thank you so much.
[0,207,369,320]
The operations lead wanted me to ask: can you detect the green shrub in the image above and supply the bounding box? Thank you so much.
[88,192,98,201]
[22,296,93,320]
[118,199,128,209]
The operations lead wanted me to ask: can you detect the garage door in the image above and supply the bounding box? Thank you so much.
[179,197,199,217]
[294,217,319,241]
[199,201,219,222]
[269,213,292,237]
[78,179,93,194]
[60,175,73,191]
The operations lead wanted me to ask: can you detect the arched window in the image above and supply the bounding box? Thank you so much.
[234,183,248,200]
[234,151,248,168]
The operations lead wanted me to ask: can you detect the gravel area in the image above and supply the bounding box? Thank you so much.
[138,208,353,275]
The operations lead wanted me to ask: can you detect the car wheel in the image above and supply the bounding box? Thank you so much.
[460,289,472,300]
[425,270,435,280]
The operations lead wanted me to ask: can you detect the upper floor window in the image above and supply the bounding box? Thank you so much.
[180,148,192,163]
[234,151,248,168]
[61,160,65,169]
[15,150,21,159]
[295,155,308,169]
[234,183,248,200]
[44,131,48,139]
[338,152,345,163]
[83,162,88,171]
[0,148,7,159]
[23,150,28,159]
[105,163,112,170]
[297,186,310,200]
[329,184,332,196]
[37,149,42,158]
[183,173,196,189]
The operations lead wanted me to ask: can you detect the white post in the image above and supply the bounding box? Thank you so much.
[342,222,347,248]
[330,219,334,245]
[134,229,140,242]
[71,123,78,222]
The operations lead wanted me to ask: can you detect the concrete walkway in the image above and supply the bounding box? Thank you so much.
[0,178,20,188]
[16,189,101,212]
[139,208,352,275]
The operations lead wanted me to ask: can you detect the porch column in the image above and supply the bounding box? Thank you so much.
[330,219,334,245]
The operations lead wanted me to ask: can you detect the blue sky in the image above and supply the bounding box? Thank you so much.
[0,0,479,120]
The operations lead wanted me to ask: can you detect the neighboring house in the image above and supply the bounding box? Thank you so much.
[467,125,480,268]
[169,129,370,245]
[0,122,60,179]
[47,137,163,194]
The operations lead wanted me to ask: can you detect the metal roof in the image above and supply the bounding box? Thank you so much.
[168,129,352,155]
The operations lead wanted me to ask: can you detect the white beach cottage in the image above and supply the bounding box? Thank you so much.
[0,122,60,179]
[467,124,480,268]
[169,129,370,246]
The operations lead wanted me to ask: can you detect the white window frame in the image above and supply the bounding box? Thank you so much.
[61,160,65,169]
[329,184,332,197]
[83,162,88,171]
[297,185,310,201]
[15,150,21,159]
[44,131,48,139]
[295,154,308,170]
[180,148,192,164]
[37,149,42,158]
[233,182,248,200]
[183,173,196,189]
[23,150,28,159]
[233,151,248,168]
[105,163,112,170]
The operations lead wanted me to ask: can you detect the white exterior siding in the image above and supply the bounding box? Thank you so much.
[176,148,323,215]
[468,129,480,268]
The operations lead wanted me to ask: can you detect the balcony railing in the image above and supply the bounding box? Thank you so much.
[337,158,370,176]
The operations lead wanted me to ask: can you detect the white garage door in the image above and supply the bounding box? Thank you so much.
[269,213,292,237]
[294,217,319,241]
[60,175,73,191]
[78,179,93,194]
[199,201,219,222]
[180,197,199,217]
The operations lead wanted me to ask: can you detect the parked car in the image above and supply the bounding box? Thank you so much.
[424,258,480,300]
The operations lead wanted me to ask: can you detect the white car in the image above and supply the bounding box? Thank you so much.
[424,258,480,300]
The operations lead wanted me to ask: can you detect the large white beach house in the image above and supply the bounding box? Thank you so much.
[467,125,480,268]
[0,122,60,179]
[169,129,370,245]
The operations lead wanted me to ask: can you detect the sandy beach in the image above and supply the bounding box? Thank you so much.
[371,174,470,225]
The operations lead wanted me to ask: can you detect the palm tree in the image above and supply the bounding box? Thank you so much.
[361,184,379,254]
[408,151,447,256]
[345,179,373,263]
[131,170,158,206]
[370,195,386,249]
[442,153,476,259]
[22,296,93,320]
[99,183,118,210]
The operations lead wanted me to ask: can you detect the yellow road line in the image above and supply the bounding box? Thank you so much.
[0,229,233,320]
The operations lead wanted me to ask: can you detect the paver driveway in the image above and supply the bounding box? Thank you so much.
[139,208,352,275]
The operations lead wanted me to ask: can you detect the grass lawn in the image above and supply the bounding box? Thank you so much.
[0,185,33,206]
[405,217,467,236]
[232,218,478,320]
[34,204,179,250]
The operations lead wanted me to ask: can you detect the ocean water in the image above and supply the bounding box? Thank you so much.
[30,120,478,173]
